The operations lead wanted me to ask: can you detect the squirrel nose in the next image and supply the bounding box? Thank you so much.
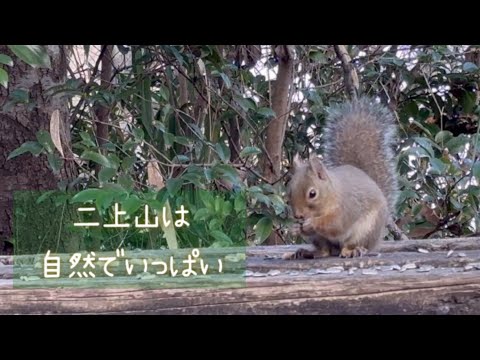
[294,213,304,220]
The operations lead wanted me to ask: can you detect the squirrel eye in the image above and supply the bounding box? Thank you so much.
[308,189,316,199]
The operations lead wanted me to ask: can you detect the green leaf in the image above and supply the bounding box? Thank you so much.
[252,192,271,206]
[36,190,56,204]
[7,141,43,160]
[472,162,480,181]
[174,136,190,146]
[234,95,256,111]
[164,132,175,147]
[413,137,437,158]
[166,178,183,197]
[308,51,327,63]
[234,194,246,212]
[199,190,214,211]
[214,196,222,213]
[204,167,212,182]
[71,189,101,203]
[221,201,232,217]
[0,68,8,88]
[79,131,96,148]
[132,127,144,141]
[99,167,116,183]
[121,156,136,171]
[106,154,121,169]
[0,54,13,66]
[269,194,286,215]
[47,153,62,174]
[435,130,453,144]
[257,107,276,117]
[95,190,115,212]
[118,174,134,191]
[122,195,143,215]
[254,217,273,243]
[410,120,432,137]
[209,218,222,231]
[213,164,239,183]
[193,208,210,221]
[210,230,233,246]
[429,158,447,175]
[463,62,479,73]
[82,151,113,168]
[8,45,51,68]
[220,73,231,89]
[181,172,202,187]
[261,183,275,193]
[174,155,190,164]
[445,135,469,154]
[460,90,477,114]
[36,130,55,154]
[239,146,261,158]
[159,85,169,101]
[215,142,231,162]
[155,188,169,207]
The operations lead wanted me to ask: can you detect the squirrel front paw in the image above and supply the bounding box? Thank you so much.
[340,246,368,258]
[290,222,302,237]
[301,218,314,234]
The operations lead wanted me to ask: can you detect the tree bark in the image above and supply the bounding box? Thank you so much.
[263,45,294,183]
[262,45,294,245]
[0,45,75,254]
[94,45,113,157]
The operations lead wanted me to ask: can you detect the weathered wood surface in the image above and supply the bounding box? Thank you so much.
[2,237,480,314]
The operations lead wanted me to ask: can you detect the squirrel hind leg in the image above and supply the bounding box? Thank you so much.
[339,207,387,258]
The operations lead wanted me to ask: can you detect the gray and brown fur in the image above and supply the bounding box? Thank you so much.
[286,97,398,258]
[322,97,398,213]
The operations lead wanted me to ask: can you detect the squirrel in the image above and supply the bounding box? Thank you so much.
[286,97,398,259]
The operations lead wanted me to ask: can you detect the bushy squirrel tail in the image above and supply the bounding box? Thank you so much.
[322,97,399,214]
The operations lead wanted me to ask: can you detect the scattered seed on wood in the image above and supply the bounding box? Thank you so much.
[20,276,41,281]
[136,272,156,280]
[327,266,344,272]
[378,265,395,271]
[253,272,267,277]
[267,270,281,276]
[417,265,434,272]
[401,263,417,272]
[315,267,344,274]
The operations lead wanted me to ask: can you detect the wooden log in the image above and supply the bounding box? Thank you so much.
[1,237,480,314]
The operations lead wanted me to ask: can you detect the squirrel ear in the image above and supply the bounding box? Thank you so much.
[309,157,328,180]
[292,153,303,171]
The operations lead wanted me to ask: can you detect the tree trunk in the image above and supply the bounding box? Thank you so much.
[0,45,76,254]
[263,45,294,245]
[94,45,113,176]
